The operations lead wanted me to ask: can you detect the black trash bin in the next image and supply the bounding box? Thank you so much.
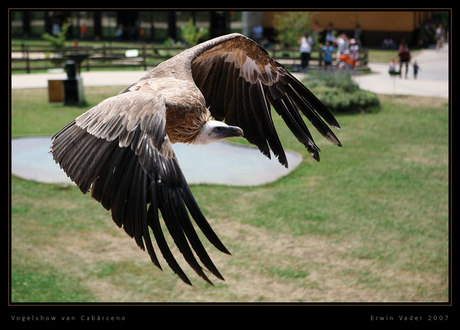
[63,61,85,105]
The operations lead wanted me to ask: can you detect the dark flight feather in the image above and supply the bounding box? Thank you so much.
[191,34,341,167]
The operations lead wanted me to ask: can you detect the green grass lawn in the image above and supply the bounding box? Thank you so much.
[366,48,401,63]
[11,86,449,302]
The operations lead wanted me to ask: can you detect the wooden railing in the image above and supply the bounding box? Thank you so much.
[269,46,369,69]
[11,43,369,73]
[11,43,186,73]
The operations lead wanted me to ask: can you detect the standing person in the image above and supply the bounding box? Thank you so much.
[52,21,61,36]
[349,38,359,68]
[80,24,87,39]
[312,20,321,43]
[115,24,124,40]
[435,24,444,51]
[412,61,420,79]
[335,33,349,57]
[325,23,335,43]
[252,24,263,44]
[313,20,321,33]
[139,28,145,42]
[398,43,411,79]
[298,32,313,73]
[354,24,362,47]
[321,40,334,70]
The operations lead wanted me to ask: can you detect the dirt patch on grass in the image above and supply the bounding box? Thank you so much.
[210,220,446,302]
[378,94,448,108]
[21,208,446,302]
[59,215,444,301]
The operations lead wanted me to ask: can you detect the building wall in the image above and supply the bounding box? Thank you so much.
[263,11,431,32]
[11,10,436,46]
[263,11,434,46]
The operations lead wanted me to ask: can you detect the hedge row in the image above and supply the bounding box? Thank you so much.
[304,72,381,113]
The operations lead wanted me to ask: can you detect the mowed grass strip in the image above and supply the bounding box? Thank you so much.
[11,87,449,302]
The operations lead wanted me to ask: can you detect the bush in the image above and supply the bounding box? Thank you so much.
[304,72,380,113]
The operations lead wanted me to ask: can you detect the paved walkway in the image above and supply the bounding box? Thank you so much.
[353,44,448,98]
[11,70,147,89]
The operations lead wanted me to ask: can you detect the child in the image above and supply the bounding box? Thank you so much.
[322,41,334,70]
[349,38,359,68]
[412,61,420,79]
[338,50,354,72]
[389,58,397,74]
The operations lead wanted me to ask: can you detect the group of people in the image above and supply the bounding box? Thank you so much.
[388,43,420,79]
[298,31,360,73]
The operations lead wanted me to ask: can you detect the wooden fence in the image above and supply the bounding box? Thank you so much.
[11,43,368,74]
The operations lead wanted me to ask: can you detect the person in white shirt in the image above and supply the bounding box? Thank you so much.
[435,23,444,51]
[335,33,349,57]
[298,32,313,72]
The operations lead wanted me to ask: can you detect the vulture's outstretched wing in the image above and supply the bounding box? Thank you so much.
[190,34,342,167]
[51,91,229,285]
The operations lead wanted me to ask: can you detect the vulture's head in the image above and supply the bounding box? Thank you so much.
[193,120,244,145]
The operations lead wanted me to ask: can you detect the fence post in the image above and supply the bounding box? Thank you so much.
[142,43,147,70]
[85,46,90,71]
[318,48,323,68]
[24,45,30,74]
[363,48,368,65]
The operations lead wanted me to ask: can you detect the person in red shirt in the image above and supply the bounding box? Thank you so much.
[80,24,88,39]
[398,43,411,79]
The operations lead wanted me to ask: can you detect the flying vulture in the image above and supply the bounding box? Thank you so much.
[51,33,342,285]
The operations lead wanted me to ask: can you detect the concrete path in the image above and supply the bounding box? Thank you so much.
[353,44,449,98]
[11,70,148,89]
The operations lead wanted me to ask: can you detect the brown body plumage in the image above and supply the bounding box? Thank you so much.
[51,33,342,285]
[123,77,211,144]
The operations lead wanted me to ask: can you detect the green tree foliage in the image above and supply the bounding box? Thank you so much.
[180,18,209,46]
[41,17,73,50]
[273,12,317,47]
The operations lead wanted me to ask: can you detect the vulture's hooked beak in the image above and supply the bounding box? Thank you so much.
[225,126,244,138]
